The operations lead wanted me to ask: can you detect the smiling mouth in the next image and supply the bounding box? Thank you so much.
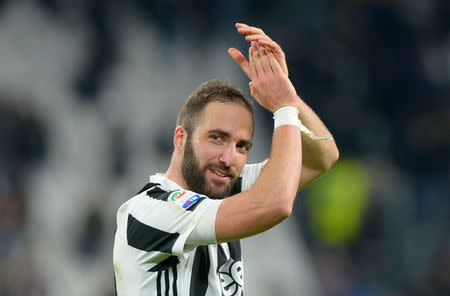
[208,165,238,181]
[210,168,228,178]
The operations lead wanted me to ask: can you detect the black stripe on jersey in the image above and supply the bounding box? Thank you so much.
[172,265,178,296]
[164,269,170,296]
[146,188,171,201]
[157,271,162,296]
[127,214,179,253]
[156,267,178,296]
[137,182,160,194]
[149,255,180,272]
[217,241,241,272]
[189,246,210,296]
[228,240,242,261]
[230,177,243,195]
[217,244,227,272]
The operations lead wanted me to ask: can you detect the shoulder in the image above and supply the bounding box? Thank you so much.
[132,182,207,212]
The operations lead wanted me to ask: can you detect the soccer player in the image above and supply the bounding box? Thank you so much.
[113,23,338,295]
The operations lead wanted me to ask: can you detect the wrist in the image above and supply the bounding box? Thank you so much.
[271,98,301,113]
[273,106,301,130]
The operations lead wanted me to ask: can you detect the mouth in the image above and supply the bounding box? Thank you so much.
[210,168,227,177]
[208,167,234,183]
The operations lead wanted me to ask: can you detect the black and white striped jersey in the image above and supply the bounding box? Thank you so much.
[113,162,266,296]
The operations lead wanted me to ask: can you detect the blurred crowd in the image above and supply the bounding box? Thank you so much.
[0,0,448,295]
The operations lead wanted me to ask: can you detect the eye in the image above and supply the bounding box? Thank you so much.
[236,143,250,154]
[210,134,223,142]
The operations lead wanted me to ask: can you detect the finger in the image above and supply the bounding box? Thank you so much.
[249,45,257,79]
[235,23,249,28]
[267,50,283,76]
[256,39,289,76]
[245,34,272,42]
[228,48,251,79]
[237,26,265,36]
[262,46,275,74]
[237,26,264,34]
[258,44,271,74]
[255,39,282,53]
[252,42,264,77]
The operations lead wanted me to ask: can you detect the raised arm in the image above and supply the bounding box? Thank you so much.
[229,23,339,191]
[215,41,302,243]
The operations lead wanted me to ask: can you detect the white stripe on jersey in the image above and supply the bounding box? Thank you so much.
[240,160,267,191]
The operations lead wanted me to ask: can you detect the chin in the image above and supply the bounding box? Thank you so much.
[202,174,236,199]
[209,186,232,200]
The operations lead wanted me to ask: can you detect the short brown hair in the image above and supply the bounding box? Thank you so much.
[176,79,254,136]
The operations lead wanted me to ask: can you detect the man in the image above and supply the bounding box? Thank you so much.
[113,23,338,295]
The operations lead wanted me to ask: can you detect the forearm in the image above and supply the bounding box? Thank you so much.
[297,96,339,171]
[237,97,338,192]
[253,125,303,211]
[216,124,302,242]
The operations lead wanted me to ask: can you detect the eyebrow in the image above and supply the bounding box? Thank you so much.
[208,129,253,148]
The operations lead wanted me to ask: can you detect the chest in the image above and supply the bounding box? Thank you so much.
[187,241,243,296]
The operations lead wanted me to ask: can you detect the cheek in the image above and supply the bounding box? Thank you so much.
[196,143,220,165]
[235,155,248,173]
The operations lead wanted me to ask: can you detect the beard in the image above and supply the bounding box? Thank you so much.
[181,136,237,200]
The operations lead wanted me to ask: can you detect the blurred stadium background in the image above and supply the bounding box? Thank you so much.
[0,0,448,295]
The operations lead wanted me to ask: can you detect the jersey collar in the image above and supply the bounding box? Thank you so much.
[149,173,183,192]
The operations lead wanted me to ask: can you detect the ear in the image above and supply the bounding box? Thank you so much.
[173,126,188,151]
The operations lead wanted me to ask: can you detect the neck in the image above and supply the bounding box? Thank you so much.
[165,158,190,190]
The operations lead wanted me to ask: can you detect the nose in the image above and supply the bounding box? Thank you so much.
[219,143,236,167]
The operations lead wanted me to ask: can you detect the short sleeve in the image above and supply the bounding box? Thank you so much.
[125,189,223,261]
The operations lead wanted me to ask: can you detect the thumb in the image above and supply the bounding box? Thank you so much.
[228,48,251,79]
